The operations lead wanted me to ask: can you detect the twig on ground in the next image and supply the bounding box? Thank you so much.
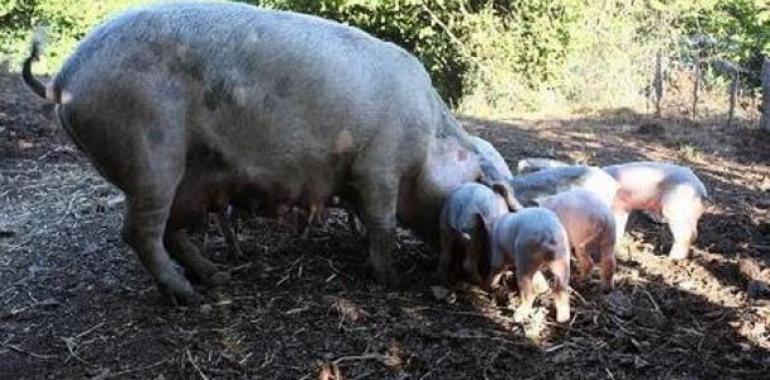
[418,351,451,380]
[5,344,57,360]
[186,349,210,380]
[332,353,388,365]
[325,258,354,281]
[641,289,661,314]
[106,357,169,378]
[61,336,89,365]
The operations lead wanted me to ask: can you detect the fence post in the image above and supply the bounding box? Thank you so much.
[653,51,664,117]
[761,57,770,131]
[728,69,739,128]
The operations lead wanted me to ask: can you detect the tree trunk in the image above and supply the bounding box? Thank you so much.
[728,70,739,128]
[653,51,664,117]
[761,57,770,131]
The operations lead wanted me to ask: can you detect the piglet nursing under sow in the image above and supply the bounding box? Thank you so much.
[484,208,571,323]
[541,189,616,291]
[603,162,708,259]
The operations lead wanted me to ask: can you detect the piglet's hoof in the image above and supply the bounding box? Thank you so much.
[668,248,690,261]
[513,307,532,323]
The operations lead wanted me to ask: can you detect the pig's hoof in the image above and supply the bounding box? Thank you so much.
[205,271,231,286]
[160,286,202,307]
[229,248,245,260]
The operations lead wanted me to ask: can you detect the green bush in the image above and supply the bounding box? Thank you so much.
[0,0,767,115]
[0,0,146,73]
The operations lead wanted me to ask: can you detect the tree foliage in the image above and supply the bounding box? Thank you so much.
[0,0,767,113]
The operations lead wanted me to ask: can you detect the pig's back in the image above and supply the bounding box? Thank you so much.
[511,208,565,245]
[53,1,435,135]
[542,189,614,247]
[605,162,707,201]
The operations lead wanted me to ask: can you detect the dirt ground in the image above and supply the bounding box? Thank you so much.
[1,66,769,380]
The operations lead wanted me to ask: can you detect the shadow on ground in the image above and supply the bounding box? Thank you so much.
[1,68,769,378]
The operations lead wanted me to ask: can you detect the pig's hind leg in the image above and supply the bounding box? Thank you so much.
[165,229,230,286]
[662,189,701,260]
[597,236,616,291]
[60,92,202,305]
[573,243,595,283]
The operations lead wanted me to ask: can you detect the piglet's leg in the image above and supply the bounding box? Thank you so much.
[573,244,594,283]
[514,268,536,322]
[532,271,550,295]
[666,218,697,260]
[462,235,485,285]
[663,198,700,260]
[549,258,571,323]
[599,239,616,291]
[436,231,454,284]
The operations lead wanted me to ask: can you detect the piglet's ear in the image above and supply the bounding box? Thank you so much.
[491,181,524,212]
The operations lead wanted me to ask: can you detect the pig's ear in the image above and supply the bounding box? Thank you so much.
[491,181,524,212]
[475,213,492,238]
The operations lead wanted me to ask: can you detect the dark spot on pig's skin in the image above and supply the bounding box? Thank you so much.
[458,149,468,161]
[170,54,205,82]
[262,94,277,112]
[275,76,292,98]
[204,78,234,111]
[147,127,165,147]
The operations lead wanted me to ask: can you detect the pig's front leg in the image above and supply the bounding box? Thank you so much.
[514,268,536,322]
[549,258,571,323]
[357,176,400,286]
[532,271,550,295]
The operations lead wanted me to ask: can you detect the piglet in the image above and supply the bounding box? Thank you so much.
[438,183,513,284]
[603,161,707,260]
[484,208,571,323]
[541,189,616,291]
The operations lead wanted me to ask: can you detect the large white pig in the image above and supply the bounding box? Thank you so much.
[22,2,513,304]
